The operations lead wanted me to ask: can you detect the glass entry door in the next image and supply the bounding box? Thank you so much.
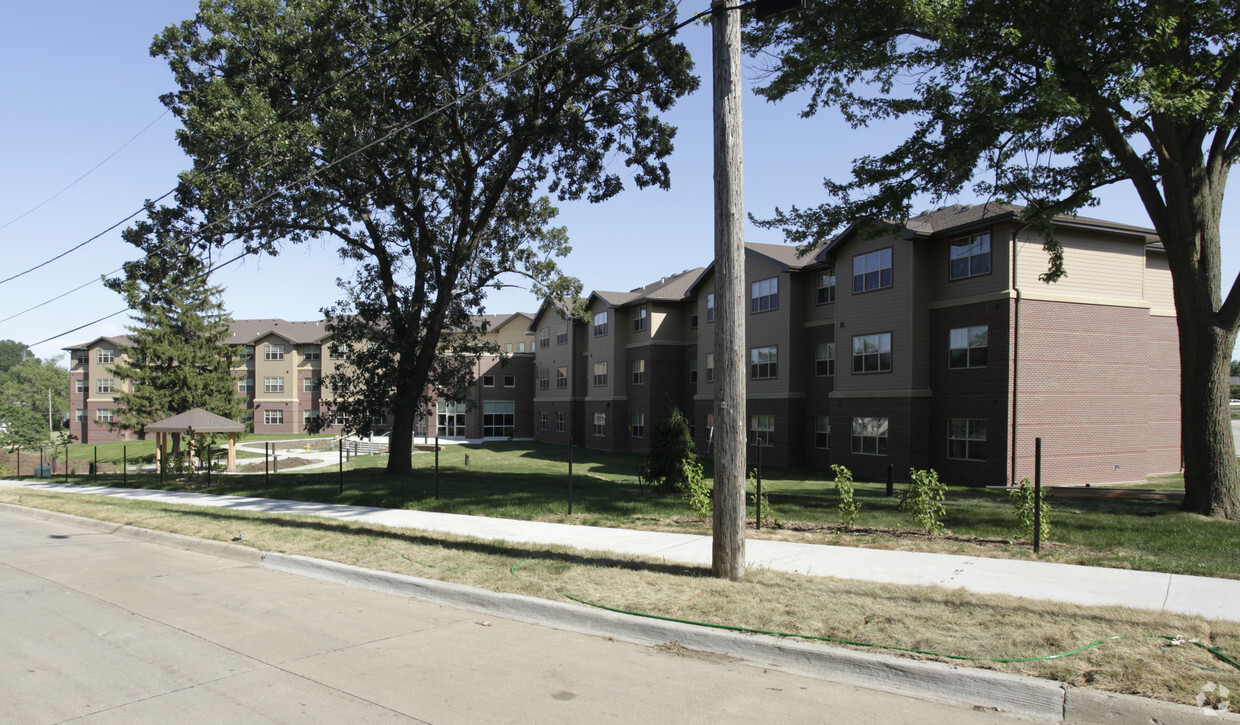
[437,401,467,437]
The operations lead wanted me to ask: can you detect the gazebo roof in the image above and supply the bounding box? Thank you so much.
[145,408,245,434]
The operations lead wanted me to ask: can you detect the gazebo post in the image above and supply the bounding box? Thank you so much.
[227,432,237,472]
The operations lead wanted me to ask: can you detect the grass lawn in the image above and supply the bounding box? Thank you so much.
[1,486,1236,710]
[7,439,1238,580]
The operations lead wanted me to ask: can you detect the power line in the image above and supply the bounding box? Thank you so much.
[0,110,171,233]
[0,266,125,324]
[0,3,457,288]
[26,3,692,348]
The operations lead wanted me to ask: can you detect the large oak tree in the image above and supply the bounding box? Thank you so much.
[747,0,1240,519]
[137,0,697,473]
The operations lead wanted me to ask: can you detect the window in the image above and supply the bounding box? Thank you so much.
[852,248,893,293]
[539,411,548,430]
[97,379,114,394]
[631,414,645,438]
[483,401,515,437]
[851,417,889,455]
[264,409,284,426]
[505,343,513,353]
[239,345,255,361]
[554,366,567,389]
[815,342,835,377]
[540,327,550,348]
[538,368,549,390]
[238,377,254,394]
[97,348,115,364]
[949,326,989,369]
[483,375,495,387]
[517,342,526,353]
[750,415,774,446]
[690,314,698,329]
[751,277,778,313]
[816,268,836,304]
[593,311,608,336]
[689,358,698,384]
[706,293,715,322]
[950,232,991,279]
[556,323,568,345]
[332,411,350,426]
[436,402,464,436]
[504,375,516,388]
[74,351,88,366]
[264,343,285,361]
[852,333,892,374]
[750,346,778,379]
[75,379,87,393]
[814,416,830,449]
[96,409,113,423]
[632,359,645,385]
[633,307,648,332]
[555,411,566,432]
[593,412,606,436]
[593,361,608,386]
[303,377,320,393]
[329,343,350,360]
[303,410,320,426]
[705,353,715,383]
[303,344,321,360]
[372,415,385,426]
[75,409,86,422]
[949,418,987,461]
[264,376,284,393]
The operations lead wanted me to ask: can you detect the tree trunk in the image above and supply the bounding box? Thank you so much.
[1177,308,1240,518]
[386,404,415,475]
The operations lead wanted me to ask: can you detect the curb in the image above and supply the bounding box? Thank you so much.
[5,503,1235,724]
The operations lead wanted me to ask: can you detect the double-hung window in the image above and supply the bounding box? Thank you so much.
[540,328,550,348]
[593,361,607,386]
[303,344,321,361]
[751,277,778,313]
[592,413,606,436]
[264,409,284,425]
[948,418,987,461]
[556,323,568,345]
[238,377,254,393]
[97,348,115,364]
[632,359,645,385]
[815,342,835,377]
[97,379,114,394]
[264,344,285,361]
[705,353,715,382]
[750,415,774,446]
[556,366,567,389]
[950,232,991,279]
[303,377,320,393]
[264,376,284,393]
[688,358,698,385]
[593,311,608,336]
[852,248,893,292]
[75,379,88,393]
[750,346,777,379]
[852,333,892,374]
[555,412,566,432]
[816,268,836,304]
[706,293,715,322]
[814,416,830,449]
[851,417,888,455]
[631,414,645,438]
[538,368,549,390]
[949,326,988,368]
[633,307,647,332]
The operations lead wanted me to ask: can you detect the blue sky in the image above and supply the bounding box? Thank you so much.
[1,1,1236,364]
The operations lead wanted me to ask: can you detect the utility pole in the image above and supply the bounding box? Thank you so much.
[48,388,53,437]
[711,0,747,581]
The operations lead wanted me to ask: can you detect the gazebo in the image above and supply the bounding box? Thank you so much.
[145,408,246,472]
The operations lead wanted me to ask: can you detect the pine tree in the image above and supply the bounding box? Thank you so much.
[105,226,241,441]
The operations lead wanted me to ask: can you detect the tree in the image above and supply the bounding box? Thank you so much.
[0,357,68,435]
[104,223,242,446]
[644,405,697,493]
[0,401,51,451]
[140,0,697,474]
[0,340,32,374]
[746,0,1240,519]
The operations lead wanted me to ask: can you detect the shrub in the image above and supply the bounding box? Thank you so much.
[830,464,861,531]
[683,459,712,519]
[900,468,947,534]
[643,406,697,493]
[1009,477,1051,543]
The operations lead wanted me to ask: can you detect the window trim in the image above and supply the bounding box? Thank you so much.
[555,366,568,389]
[263,376,285,393]
[632,358,645,385]
[592,412,605,437]
[705,353,715,383]
[749,345,778,380]
[593,310,609,337]
[816,268,836,305]
[815,341,835,377]
[633,307,648,332]
[706,293,715,323]
[949,232,993,281]
[592,361,608,387]
[539,327,550,349]
[264,409,284,426]
[948,325,989,369]
[751,277,778,314]
[302,344,321,361]
[851,332,893,374]
[631,413,645,439]
[850,416,889,456]
[264,343,286,361]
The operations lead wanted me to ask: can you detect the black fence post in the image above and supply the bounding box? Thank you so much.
[338,438,344,494]
[122,446,127,486]
[886,464,894,497]
[1034,437,1043,555]
[93,446,98,483]
[434,433,440,499]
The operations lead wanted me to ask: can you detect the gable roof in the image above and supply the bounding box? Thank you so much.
[587,267,706,310]
[224,319,330,346]
[62,334,134,352]
[529,298,577,331]
[686,243,825,297]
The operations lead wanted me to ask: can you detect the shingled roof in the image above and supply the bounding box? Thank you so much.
[590,267,706,309]
[144,407,245,433]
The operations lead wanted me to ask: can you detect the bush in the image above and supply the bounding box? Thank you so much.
[683,459,712,518]
[1009,477,1051,543]
[643,406,697,493]
[900,468,947,534]
[830,464,861,531]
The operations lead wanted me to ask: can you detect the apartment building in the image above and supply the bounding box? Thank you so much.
[532,203,1180,487]
[66,313,536,444]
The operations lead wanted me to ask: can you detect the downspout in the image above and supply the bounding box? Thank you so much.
[1009,225,1027,486]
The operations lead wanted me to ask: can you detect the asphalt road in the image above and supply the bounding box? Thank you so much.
[0,508,1036,724]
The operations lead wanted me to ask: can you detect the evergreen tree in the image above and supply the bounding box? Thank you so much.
[104,227,241,440]
[644,406,697,494]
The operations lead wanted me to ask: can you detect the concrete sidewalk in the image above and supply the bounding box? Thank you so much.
[3,479,1237,623]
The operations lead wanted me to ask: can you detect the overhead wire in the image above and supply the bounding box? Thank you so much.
[24,2,698,346]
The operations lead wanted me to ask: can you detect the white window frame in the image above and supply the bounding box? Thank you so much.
[263,376,284,393]
[97,379,114,394]
[592,412,606,437]
[97,348,115,364]
[264,409,284,426]
[706,293,715,322]
[303,377,320,393]
[238,377,254,393]
[705,353,715,383]
[96,409,113,423]
[264,343,285,361]
[631,413,645,438]
[750,415,774,446]
[814,416,830,449]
